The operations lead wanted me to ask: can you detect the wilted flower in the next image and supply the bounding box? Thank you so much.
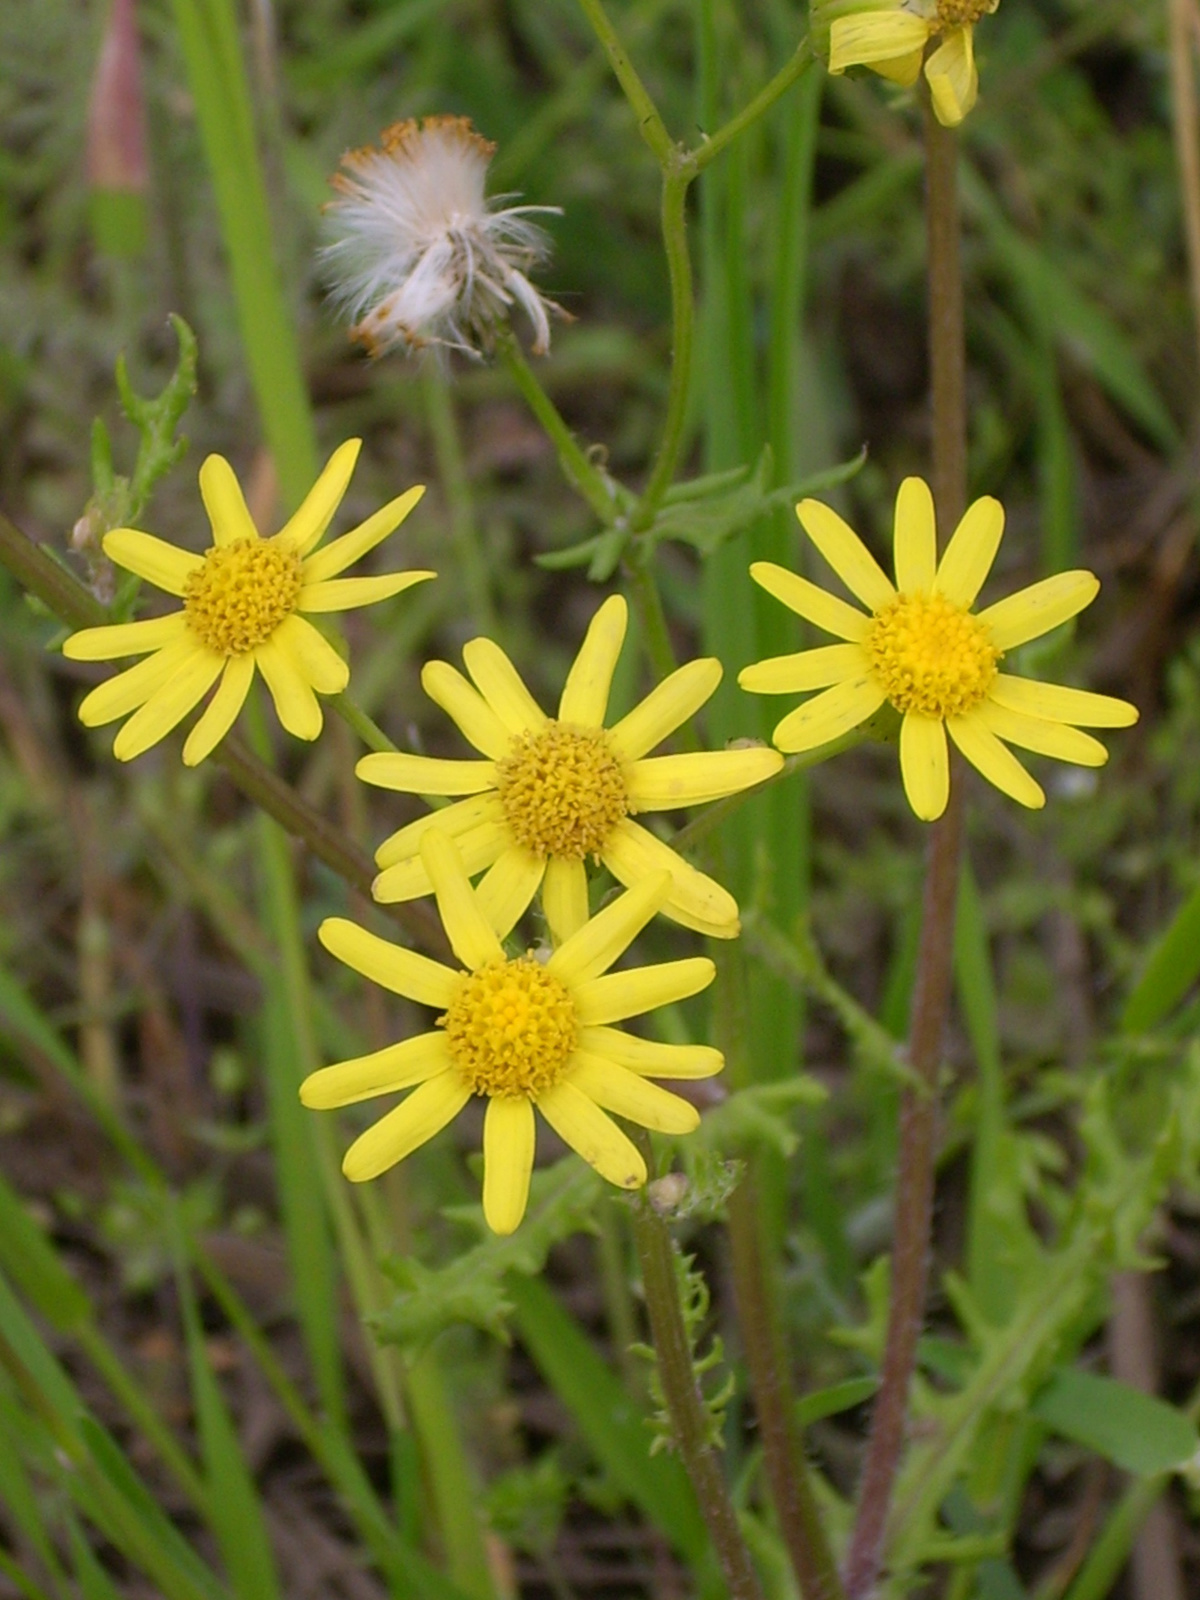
[322,115,561,360]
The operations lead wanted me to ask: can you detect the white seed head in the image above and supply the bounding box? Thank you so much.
[322,115,562,360]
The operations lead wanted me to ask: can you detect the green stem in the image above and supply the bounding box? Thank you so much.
[498,338,627,523]
[421,367,496,634]
[626,547,679,680]
[632,170,695,528]
[684,40,815,178]
[574,0,675,164]
[630,1185,765,1600]
[330,692,399,754]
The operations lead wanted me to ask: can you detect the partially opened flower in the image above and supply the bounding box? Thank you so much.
[739,478,1138,822]
[302,830,721,1234]
[323,115,561,359]
[63,441,432,764]
[816,0,999,126]
[358,594,782,941]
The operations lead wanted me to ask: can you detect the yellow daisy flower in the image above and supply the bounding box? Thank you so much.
[739,478,1138,822]
[821,0,999,127]
[357,594,782,942]
[62,441,432,765]
[302,829,721,1234]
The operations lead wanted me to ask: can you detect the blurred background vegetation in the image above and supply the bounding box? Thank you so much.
[2,0,1200,1596]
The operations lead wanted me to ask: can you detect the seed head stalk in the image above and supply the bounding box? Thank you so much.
[842,92,968,1599]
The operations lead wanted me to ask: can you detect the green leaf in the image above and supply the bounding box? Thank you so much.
[1033,1369,1200,1478]
[795,1375,879,1428]
[67,1515,126,1600]
[0,1171,91,1333]
[1122,879,1200,1033]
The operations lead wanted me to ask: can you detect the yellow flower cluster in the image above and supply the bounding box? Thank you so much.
[62,450,1135,1232]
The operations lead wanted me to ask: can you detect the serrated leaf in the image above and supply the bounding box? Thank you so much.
[1033,1369,1199,1477]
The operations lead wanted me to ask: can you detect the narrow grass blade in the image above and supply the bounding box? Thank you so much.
[1122,877,1200,1032]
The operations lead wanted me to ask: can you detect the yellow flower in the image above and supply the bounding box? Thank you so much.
[302,829,721,1234]
[358,594,782,942]
[822,0,999,127]
[63,441,432,764]
[739,478,1138,822]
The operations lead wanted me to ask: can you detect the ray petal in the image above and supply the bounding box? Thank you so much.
[934,496,1004,607]
[987,674,1138,728]
[749,561,871,640]
[625,747,782,811]
[601,818,740,938]
[462,638,546,735]
[422,660,513,759]
[297,571,434,612]
[925,24,978,128]
[277,438,361,556]
[565,1053,700,1134]
[77,635,197,726]
[947,715,1045,809]
[898,714,949,822]
[482,1097,536,1235]
[893,477,937,593]
[276,614,349,695]
[342,1072,470,1182]
[357,753,497,796]
[111,647,224,761]
[198,454,259,546]
[535,1080,646,1189]
[542,856,590,945]
[301,484,426,581]
[182,653,255,766]
[578,1027,723,1080]
[607,658,722,761]
[102,529,203,596]
[797,499,895,610]
[255,631,323,741]
[829,11,931,72]
[573,957,716,1027]
[475,846,544,939]
[547,873,672,987]
[974,701,1108,767]
[770,676,885,753]
[372,820,507,903]
[978,571,1099,651]
[374,794,507,869]
[420,830,506,969]
[558,594,628,726]
[63,613,187,662]
[300,1033,451,1108]
[737,642,866,695]
[318,916,459,1006]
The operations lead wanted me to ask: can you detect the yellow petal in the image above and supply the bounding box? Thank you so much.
[276,614,349,695]
[974,701,1108,767]
[198,454,259,547]
[771,676,885,753]
[829,11,930,73]
[301,484,426,582]
[925,25,977,128]
[102,528,203,596]
[601,818,740,938]
[797,499,895,611]
[357,753,497,796]
[300,1032,451,1109]
[255,632,323,741]
[342,1071,469,1182]
[76,635,198,726]
[625,747,782,811]
[373,820,507,903]
[893,477,936,594]
[547,873,672,988]
[749,561,871,641]
[578,1026,723,1080]
[297,571,434,612]
[422,660,513,760]
[898,714,949,822]
[475,847,544,939]
[987,674,1138,729]
[934,496,1004,608]
[182,653,255,766]
[482,1096,536,1235]
[573,957,716,1027]
[535,1080,646,1189]
[463,638,546,736]
[111,646,224,761]
[277,438,361,556]
[739,642,867,696]
[947,715,1045,809]
[978,571,1099,652]
[318,916,459,1007]
[871,46,925,85]
[63,612,186,661]
[558,594,627,726]
[374,793,506,869]
[607,658,722,761]
[419,830,506,970]
[542,855,589,945]
[565,1053,699,1135]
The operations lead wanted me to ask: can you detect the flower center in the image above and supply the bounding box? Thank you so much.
[184,538,302,656]
[936,0,992,27]
[866,591,999,719]
[440,957,579,1098]
[496,722,629,860]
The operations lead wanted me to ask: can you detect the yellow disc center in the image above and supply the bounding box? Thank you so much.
[936,0,992,27]
[496,722,629,861]
[866,591,998,719]
[440,957,579,1098]
[184,538,302,656]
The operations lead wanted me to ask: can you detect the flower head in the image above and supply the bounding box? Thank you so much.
[322,115,561,359]
[303,830,721,1234]
[815,0,999,126]
[357,595,782,941]
[63,441,432,764]
[739,478,1138,822]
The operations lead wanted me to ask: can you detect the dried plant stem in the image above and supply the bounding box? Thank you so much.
[842,99,968,1599]
[1169,0,1200,374]
[631,1185,765,1600]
